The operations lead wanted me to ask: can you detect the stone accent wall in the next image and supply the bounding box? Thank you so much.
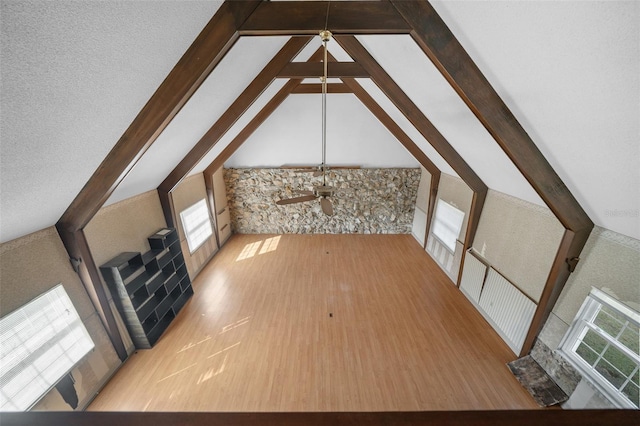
[224,168,420,234]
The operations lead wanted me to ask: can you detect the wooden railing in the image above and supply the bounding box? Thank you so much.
[2,410,637,426]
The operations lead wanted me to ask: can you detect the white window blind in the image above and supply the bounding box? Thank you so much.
[560,288,639,408]
[431,199,465,253]
[1,284,94,411]
[180,199,213,253]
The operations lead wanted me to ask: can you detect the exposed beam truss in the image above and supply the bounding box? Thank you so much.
[277,62,368,78]
[158,36,312,227]
[239,1,412,36]
[56,0,593,360]
[291,83,351,94]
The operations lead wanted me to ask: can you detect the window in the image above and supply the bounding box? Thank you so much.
[180,199,213,253]
[1,284,95,411]
[560,288,639,408]
[431,199,465,253]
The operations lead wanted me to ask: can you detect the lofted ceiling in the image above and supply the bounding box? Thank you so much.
[1,0,638,244]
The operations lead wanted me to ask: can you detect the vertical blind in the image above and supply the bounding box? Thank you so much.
[0,284,94,411]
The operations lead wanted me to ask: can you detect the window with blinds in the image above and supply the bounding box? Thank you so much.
[0,284,94,411]
[431,199,465,253]
[180,199,213,253]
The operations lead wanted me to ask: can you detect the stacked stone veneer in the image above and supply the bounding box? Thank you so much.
[224,168,420,234]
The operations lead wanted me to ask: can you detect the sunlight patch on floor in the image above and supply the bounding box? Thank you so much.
[196,352,229,386]
[236,241,262,261]
[157,363,197,384]
[142,398,153,410]
[177,335,213,354]
[220,317,251,334]
[236,236,281,261]
[207,342,241,359]
[259,236,281,254]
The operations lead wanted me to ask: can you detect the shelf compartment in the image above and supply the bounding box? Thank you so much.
[172,286,193,315]
[125,269,149,295]
[148,228,179,250]
[141,312,159,335]
[156,248,173,270]
[176,264,188,281]
[130,285,150,310]
[147,311,176,347]
[145,270,165,295]
[179,276,191,292]
[121,264,145,287]
[169,241,182,258]
[155,294,174,319]
[136,296,156,322]
[172,252,186,270]
[164,272,180,294]
[99,252,143,283]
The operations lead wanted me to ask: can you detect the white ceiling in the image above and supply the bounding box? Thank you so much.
[1,1,638,243]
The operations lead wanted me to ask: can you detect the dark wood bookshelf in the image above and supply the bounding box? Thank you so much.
[99,228,193,349]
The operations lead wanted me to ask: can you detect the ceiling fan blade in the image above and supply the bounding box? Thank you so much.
[280,165,316,169]
[280,166,320,174]
[327,165,361,170]
[320,197,334,216]
[276,194,317,205]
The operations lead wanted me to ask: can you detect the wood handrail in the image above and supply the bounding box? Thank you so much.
[2,410,637,426]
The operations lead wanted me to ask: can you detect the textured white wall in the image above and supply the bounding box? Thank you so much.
[224,94,419,168]
[472,190,565,302]
[0,1,223,243]
[430,0,640,239]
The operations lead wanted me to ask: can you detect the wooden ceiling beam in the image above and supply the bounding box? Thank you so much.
[204,79,303,177]
[200,46,327,176]
[336,35,487,281]
[56,0,263,233]
[239,1,412,36]
[391,0,593,233]
[342,78,439,179]
[335,35,486,195]
[291,83,352,94]
[278,62,368,78]
[158,36,312,194]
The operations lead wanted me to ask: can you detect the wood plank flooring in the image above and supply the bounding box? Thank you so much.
[88,234,539,411]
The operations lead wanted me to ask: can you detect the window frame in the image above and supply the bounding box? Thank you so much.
[179,198,214,254]
[559,287,639,409]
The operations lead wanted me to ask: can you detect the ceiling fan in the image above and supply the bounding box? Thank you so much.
[276,29,338,216]
[280,164,360,177]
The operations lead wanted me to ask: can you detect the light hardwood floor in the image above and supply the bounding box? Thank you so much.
[88,234,539,411]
